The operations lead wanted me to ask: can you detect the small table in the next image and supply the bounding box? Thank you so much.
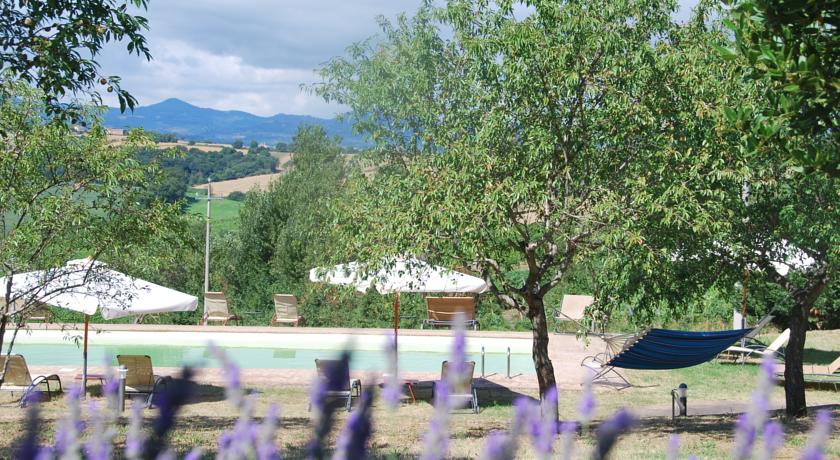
[74,373,106,388]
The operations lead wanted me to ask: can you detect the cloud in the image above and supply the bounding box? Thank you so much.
[97,0,700,118]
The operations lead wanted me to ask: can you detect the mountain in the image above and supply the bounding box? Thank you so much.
[104,98,366,147]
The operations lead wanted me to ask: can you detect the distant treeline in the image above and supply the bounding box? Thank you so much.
[137,144,276,203]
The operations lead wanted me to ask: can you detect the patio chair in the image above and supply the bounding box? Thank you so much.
[310,358,361,412]
[0,354,62,406]
[776,355,840,391]
[25,302,52,324]
[720,328,790,363]
[271,294,303,326]
[202,291,242,326]
[432,360,479,413]
[421,297,479,330]
[553,294,595,332]
[116,355,171,408]
[736,313,775,347]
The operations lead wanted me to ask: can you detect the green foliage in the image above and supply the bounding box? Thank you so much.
[0,80,182,333]
[185,198,244,234]
[0,0,151,118]
[232,139,244,149]
[722,0,840,175]
[221,125,349,317]
[227,191,247,202]
[136,145,276,187]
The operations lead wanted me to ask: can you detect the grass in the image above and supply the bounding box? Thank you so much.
[1,330,837,458]
[185,195,243,234]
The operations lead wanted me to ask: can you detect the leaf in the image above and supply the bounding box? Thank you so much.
[782,84,800,93]
[712,44,738,61]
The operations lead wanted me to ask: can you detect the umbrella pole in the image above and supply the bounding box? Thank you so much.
[82,314,89,397]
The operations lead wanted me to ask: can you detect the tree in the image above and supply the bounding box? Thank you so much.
[232,139,244,149]
[596,12,839,418]
[0,0,152,118]
[316,0,688,398]
[0,81,182,385]
[720,0,839,175]
[226,125,347,314]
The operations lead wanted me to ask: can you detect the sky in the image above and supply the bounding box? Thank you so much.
[98,0,698,119]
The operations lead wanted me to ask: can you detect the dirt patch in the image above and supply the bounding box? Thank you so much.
[194,173,284,197]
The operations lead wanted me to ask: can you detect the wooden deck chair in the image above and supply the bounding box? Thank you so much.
[271,294,303,326]
[553,295,595,332]
[202,292,241,325]
[421,297,479,330]
[0,354,62,406]
[25,302,52,324]
[721,328,790,363]
[310,359,361,412]
[432,360,479,413]
[116,355,171,408]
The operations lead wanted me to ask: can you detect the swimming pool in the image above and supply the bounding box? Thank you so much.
[8,329,536,374]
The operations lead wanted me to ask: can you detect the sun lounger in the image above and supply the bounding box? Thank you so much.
[737,314,775,347]
[553,294,595,332]
[311,358,361,412]
[271,294,303,326]
[421,296,479,330]
[432,360,479,413]
[776,355,840,391]
[721,328,789,363]
[202,291,242,326]
[116,355,171,408]
[0,354,62,406]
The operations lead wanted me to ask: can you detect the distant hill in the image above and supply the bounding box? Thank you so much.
[104,98,366,147]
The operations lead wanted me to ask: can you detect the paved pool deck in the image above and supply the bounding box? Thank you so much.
[18,323,610,391]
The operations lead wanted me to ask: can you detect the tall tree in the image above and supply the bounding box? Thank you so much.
[0,81,181,385]
[316,0,687,398]
[720,0,839,175]
[0,0,152,119]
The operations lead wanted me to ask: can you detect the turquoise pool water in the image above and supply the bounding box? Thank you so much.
[14,343,535,374]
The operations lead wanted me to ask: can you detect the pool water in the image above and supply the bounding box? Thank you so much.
[14,343,535,375]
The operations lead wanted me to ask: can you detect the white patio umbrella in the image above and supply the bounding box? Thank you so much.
[309,257,488,346]
[1,258,197,389]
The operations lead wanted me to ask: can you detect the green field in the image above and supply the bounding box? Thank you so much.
[185,196,243,234]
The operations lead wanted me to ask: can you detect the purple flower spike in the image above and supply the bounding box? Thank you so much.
[734,413,757,460]
[559,420,578,460]
[666,434,680,460]
[578,377,596,425]
[184,448,203,460]
[762,420,784,460]
[334,389,374,460]
[800,410,833,460]
[382,333,401,409]
[480,432,516,460]
[593,409,636,460]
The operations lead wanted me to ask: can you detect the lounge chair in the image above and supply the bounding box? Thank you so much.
[0,354,62,406]
[271,294,303,326]
[202,292,242,326]
[116,355,171,408]
[432,360,479,413]
[736,313,775,347]
[421,297,479,330]
[310,358,361,412]
[26,302,52,324]
[777,355,840,391]
[553,294,595,332]
[721,328,790,363]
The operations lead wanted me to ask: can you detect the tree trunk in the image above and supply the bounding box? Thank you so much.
[526,295,557,399]
[0,314,7,387]
[784,301,808,418]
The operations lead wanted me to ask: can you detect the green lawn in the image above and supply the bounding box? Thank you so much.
[185,197,243,234]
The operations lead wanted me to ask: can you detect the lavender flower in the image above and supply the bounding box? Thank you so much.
[381,333,401,409]
[800,410,833,460]
[761,420,784,460]
[558,421,578,460]
[52,384,84,457]
[256,404,281,460]
[308,352,351,460]
[578,375,596,428]
[334,388,373,460]
[530,386,558,459]
[666,434,680,460]
[479,432,516,460]
[734,356,776,459]
[593,408,636,460]
[208,342,243,406]
[125,399,147,460]
[84,399,114,460]
[14,393,43,460]
[421,379,451,460]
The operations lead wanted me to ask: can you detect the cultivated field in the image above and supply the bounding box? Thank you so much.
[193,173,285,197]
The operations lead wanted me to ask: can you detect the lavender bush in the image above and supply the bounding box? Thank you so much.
[12,338,835,459]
